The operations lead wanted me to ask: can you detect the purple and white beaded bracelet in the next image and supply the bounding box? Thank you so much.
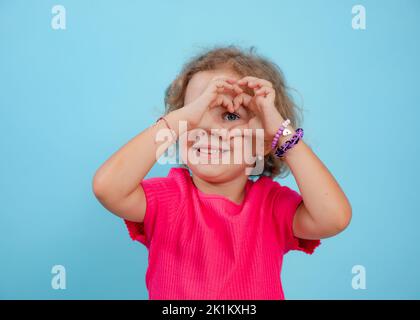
[274,128,304,158]
[271,119,291,150]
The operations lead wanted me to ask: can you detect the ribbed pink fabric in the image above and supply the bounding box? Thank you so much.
[124,168,320,300]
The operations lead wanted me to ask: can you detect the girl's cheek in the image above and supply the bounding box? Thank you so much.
[243,135,265,162]
[228,137,250,164]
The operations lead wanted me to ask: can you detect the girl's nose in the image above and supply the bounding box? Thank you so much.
[210,128,230,141]
[198,115,228,134]
[193,126,231,145]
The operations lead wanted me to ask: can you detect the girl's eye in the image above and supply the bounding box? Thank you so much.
[223,112,240,121]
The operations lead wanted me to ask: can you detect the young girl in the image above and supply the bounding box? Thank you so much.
[93,46,352,300]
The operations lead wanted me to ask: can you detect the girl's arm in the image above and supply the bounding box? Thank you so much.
[281,131,353,239]
[92,107,188,223]
[92,76,240,223]
[236,76,352,239]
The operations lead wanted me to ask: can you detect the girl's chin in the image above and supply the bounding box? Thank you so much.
[188,163,248,180]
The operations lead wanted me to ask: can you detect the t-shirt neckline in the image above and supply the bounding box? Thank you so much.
[194,179,253,207]
[176,167,253,212]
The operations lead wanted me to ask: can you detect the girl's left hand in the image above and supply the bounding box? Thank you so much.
[234,76,286,140]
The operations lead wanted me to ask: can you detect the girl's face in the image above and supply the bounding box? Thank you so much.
[180,69,264,183]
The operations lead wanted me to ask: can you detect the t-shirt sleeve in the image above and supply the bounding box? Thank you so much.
[124,173,182,248]
[273,184,321,255]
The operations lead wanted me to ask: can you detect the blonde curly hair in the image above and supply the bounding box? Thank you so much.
[164,45,303,178]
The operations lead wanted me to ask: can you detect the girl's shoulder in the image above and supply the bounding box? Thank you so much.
[141,167,191,195]
[168,166,190,179]
[251,175,299,200]
[167,166,192,186]
[252,175,282,191]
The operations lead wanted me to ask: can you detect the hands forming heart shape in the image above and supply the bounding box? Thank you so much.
[184,75,284,141]
[186,76,278,128]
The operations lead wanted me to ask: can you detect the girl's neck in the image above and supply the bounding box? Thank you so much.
[191,173,249,205]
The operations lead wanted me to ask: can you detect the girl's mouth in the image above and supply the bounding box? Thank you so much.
[191,144,230,160]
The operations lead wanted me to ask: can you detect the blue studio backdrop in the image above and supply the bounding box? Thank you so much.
[1,0,419,299]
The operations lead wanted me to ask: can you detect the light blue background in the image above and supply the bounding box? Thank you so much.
[1,0,419,299]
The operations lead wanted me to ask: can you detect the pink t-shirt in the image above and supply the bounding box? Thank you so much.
[124,167,320,300]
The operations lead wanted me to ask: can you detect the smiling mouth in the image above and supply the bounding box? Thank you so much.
[192,146,230,157]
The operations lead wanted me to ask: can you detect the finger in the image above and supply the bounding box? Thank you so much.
[220,81,243,95]
[213,94,234,112]
[232,83,243,94]
[214,80,234,93]
[221,95,234,113]
[254,86,274,97]
[238,76,273,87]
[213,79,243,97]
[225,78,239,84]
[237,76,273,89]
[233,93,253,111]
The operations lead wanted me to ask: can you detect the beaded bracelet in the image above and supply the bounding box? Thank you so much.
[156,116,177,142]
[274,128,304,158]
[271,119,291,150]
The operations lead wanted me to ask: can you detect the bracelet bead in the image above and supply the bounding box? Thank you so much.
[271,119,291,150]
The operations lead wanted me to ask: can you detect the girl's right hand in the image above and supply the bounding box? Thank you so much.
[181,76,243,128]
